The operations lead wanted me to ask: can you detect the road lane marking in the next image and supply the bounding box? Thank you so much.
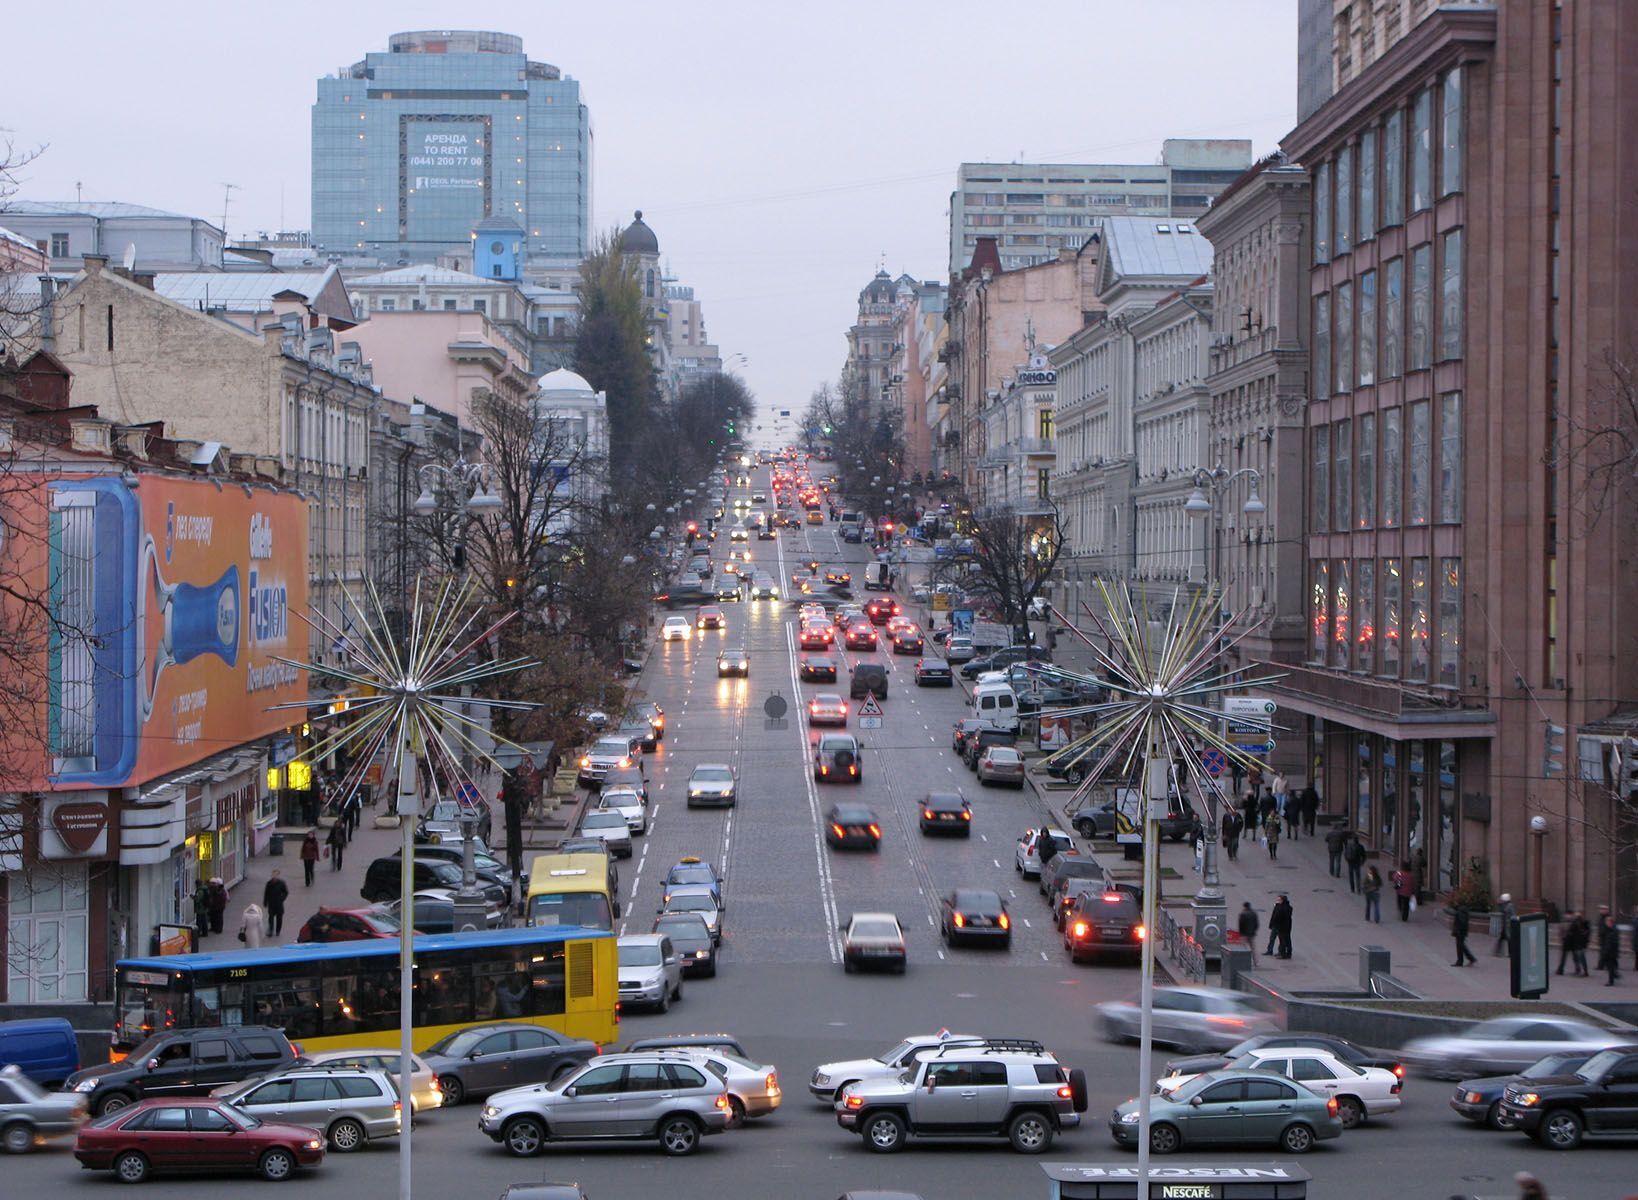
[785,621,841,962]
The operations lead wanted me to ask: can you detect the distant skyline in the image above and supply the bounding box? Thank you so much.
[3,0,1297,425]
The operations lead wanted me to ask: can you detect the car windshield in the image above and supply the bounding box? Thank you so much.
[852,919,899,939]
[1574,1049,1624,1081]
[655,917,708,945]
[602,792,641,808]
[593,739,631,755]
[692,767,733,783]
[875,1039,915,1066]
[667,895,715,912]
[528,892,612,930]
[353,907,402,933]
[1523,1053,1587,1078]
[582,812,625,830]
[619,943,663,967]
[670,866,715,886]
[2,1070,47,1101]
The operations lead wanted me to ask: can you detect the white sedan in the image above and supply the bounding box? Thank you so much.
[599,786,648,835]
[1157,1047,1402,1129]
[661,615,692,641]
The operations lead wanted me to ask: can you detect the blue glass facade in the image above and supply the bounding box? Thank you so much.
[311,31,589,263]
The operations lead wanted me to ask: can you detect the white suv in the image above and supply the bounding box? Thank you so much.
[479,1053,731,1157]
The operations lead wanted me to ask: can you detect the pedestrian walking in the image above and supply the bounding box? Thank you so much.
[1345,835,1367,893]
[326,821,347,872]
[1263,812,1281,860]
[1363,866,1383,922]
[1258,788,1276,826]
[1597,906,1621,985]
[1269,894,1294,959]
[206,877,228,934]
[1557,911,1590,976]
[1241,792,1259,845]
[1391,861,1416,921]
[1325,826,1349,878]
[1300,784,1320,836]
[1272,772,1290,821]
[1495,892,1517,956]
[238,903,264,948]
[262,870,288,937]
[1238,902,1260,962]
[1284,800,1301,841]
[191,880,211,942]
[300,829,320,886]
[1451,901,1479,966]
[1221,811,1241,863]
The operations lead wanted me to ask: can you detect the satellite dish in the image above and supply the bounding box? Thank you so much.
[122,244,137,270]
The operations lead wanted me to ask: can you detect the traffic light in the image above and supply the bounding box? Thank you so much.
[1543,722,1566,778]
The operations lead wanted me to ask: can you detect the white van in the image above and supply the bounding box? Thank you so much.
[970,681,1020,732]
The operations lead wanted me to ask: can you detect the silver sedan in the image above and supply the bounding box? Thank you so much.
[1402,1016,1625,1079]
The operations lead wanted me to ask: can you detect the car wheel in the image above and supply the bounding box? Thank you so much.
[1149,1122,1182,1154]
[727,1095,747,1128]
[658,986,671,1013]
[1487,1100,1513,1131]
[1074,820,1095,839]
[1007,1110,1054,1154]
[1335,1096,1365,1130]
[1101,1016,1132,1045]
[1539,1108,1583,1150]
[659,1115,702,1156]
[502,1115,547,1157]
[550,1060,578,1083]
[863,1111,906,1153]
[438,1074,466,1107]
[114,1150,149,1184]
[2,1122,35,1154]
[1279,1122,1317,1154]
[258,1147,296,1181]
[95,1091,135,1117]
[327,1117,366,1152]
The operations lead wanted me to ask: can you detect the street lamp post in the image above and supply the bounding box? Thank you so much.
[1183,464,1266,961]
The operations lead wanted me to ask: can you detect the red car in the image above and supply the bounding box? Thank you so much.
[74,1097,326,1183]
[844,623,878,650]
[865,598,901,625]
[295,906,400,942]
[799,623,834,650]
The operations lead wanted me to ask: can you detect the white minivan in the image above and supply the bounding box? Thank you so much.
[970,681,1020,732]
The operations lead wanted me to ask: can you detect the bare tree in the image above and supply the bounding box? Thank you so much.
[0,137,49,358]
[932,500,1067,645]
[1550,347,1638,534]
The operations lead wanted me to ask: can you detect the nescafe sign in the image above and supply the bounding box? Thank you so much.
[46,798,110,857]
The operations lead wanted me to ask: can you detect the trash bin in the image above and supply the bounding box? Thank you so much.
[268,832,285,856]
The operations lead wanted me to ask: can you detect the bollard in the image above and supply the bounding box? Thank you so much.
[1359,944,1391,991]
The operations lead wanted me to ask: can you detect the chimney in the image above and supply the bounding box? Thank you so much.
[69,418,113,455]
[81,254,108,276]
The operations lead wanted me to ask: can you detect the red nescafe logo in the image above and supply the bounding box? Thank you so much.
[52,801,109,854]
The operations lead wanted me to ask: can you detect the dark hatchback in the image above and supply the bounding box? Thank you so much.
[653,912,718,978]
[914,657,954,686]
[939,889,1011,947]
[1062,889,1145,963]
[825,804,882,850]
[800,654,839,683]
[918,790,972,836]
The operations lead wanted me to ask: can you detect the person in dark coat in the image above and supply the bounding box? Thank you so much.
[1262,811,1281,860]
[1300,785,1320,836]
[1344,835,1367,893]
[1221,810,1241,862]
[300,829,321,886]
[1037,829,1060,870]
[1268,895,1294,959]
[1238,902,1260,962]
[1258,788,1277,825]
[1325,826,1350,878]
[1597,906,1621,985]
[191,880,211,941]
[1241,792,1259,845]
[262,870,289,937]
[326,821,347,871]
[206,877,228,934]
[1557,911,1589,976]
[1451,902,1479,966]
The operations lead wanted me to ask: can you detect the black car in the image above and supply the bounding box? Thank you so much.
[716,646,750,677]
[849,662,889,700]
[890,630,924,655]
[824,804,881,850]
[951,718,997,755]
[914,657,953,686]
[65,1027,297,1116]
[361,855,508,907]
[963,726,1018,770]
[1042,855,1109,916]
[1165,1032,1406,1082]
[1062,888,1145,963]
[919,790,972,836]
[813,733,863,783]
[939,888,1011,947]
[800,654,839,683]
[1451,1053,1594,1129]
[1498,1045,1638,1148]
[394,841,513,888]
[1068,795,1196,842]
[653,912,717,977]
[840,525,863,543]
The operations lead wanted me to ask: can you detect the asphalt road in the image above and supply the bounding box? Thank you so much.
[14,465,1632,1199]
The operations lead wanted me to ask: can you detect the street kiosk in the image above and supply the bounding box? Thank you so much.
[1041,1162,1312,1200]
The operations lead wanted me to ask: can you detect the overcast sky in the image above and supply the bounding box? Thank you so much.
[5,0,1296,426]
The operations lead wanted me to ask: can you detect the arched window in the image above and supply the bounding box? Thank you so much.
[645,269,655,298]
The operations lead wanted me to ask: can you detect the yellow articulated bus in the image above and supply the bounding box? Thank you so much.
[110,925,618,1058]
[526,852,619,929]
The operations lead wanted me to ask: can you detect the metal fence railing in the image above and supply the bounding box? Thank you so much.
[1157,906,1206,982]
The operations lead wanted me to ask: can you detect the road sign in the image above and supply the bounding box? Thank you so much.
[857,693,883,718]
[1200,747,1227,777]
[858,715,882,729]
[455,781,482,806]
[763,693,788,720]
[1224,697,1277,718]
[1233,742,1275,756]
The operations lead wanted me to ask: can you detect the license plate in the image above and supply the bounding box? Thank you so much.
[969,917,991,926]
[1100,926,1127,937]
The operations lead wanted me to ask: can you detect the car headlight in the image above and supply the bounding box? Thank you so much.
[1516,1092,1541,1107]
[1463,1091,1483,1104]
[695,949,710,958]
[74,1079,98,1093]
[1119,1110,1142,1124]
[482,1105,500,1119]
[814,1073,831,1086]
[307,1138,325,1150]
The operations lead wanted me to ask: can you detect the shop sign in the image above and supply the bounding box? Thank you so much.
[41,795,110,858]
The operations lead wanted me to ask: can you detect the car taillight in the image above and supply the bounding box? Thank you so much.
[1391,1080,1402,1094]
[831,824,845,837]
[1073,921,1089,938]
[953,912,966,928]
[848,764,858,775]
[766,1072,778,1090]
[1327,1096,1339,1116]
[1136,924,1147,940]
[393,1101,402,1115]
[998,913,1010,930]
[1392,1063,1405,1078]
[923,808,935,818]
[845,1093,863,1109]
[820,765,830,774]
[1206,1015,1246,1027]
[1057,1084,1072,1099]
[291,1041,304,1056]
[868,824,880,837]
[715,1094,730,1110]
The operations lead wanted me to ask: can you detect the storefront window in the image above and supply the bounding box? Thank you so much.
[1438,742,1459,892]
[1332,559,1351,670]
[1439,557,1463,688]
[1408,557,1431,681]
[1382,407,1402,527]
[3,863,89,1003]
[1356,559,1376,672]
[1311,560,1329,664]
[1380,740,1400,847]
[1382,558,1403,677]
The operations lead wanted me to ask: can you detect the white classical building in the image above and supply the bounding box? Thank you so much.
[533,367,609,523]
[977,350,1059,516]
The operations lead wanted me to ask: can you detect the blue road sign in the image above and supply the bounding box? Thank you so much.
[1232,742,1274,756]
[1200,748,1227,777]
[455,781,482,806]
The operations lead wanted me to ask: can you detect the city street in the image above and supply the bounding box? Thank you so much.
[10,465,1633,1200]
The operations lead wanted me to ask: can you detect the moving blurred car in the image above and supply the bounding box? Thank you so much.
[72,1097,326,1183]
[1451,1052,1594,1129]
[939,889,1011,947]
[808,693,849,726]
[1158,1047,1402,1129]
[842,913,906,974]
[0,1064,87,1154]
[1110,1070,1341,1155]
[1097,987,1278,1052]
[686,763,737,808]
[422,1024,599,1107]
[1164,1032,1405,1082]
[976,745,1027,788]
[824,804,881,850]
[919,791,972,836]
[800,654,839,682]
[1402,1016,1624,1080]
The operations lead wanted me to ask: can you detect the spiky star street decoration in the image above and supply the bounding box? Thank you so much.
[271,574,537,813]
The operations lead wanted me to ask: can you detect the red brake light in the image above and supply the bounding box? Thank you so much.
[1057,1085,1072,1099]
[1327,1096,1339,1116]
[848,764,858,775]
[953,912,965,928]
[831,824,845,837]
[924,808,935,818]
[868,823,881,837]
[716,1094,730,1110]
[960,810,971,820]
[1393,1063,1406,1078]
[1136,924,1147,940]
[998,913,1010,930]
[845,1094,863,1109]
[1072,921,1089,938]
[1102,893,1123,903]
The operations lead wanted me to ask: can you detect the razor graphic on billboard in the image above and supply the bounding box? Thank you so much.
[3,475,308,790]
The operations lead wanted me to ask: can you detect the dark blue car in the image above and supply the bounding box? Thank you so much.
[0,1018,80,1087]
[1451,1051,1594,1129]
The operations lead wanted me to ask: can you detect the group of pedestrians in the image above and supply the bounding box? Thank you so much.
[1236,895,1294,961]
[189,877,228,942]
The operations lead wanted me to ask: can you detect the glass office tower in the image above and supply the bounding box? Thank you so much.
[312,31,590,264]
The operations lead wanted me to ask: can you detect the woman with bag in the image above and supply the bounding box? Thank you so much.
[1263,811,1281,860]
[300,829,321,886]
[239,903,264,948]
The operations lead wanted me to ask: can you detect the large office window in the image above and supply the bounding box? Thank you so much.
[1311,560,1330,663]
[1335,143,1353,255]
[1438,558,1462,688]
[1313,160,1331,264]
[1382,407,1403,527]
[1335,282,1353,397]
[1357,412,1376,528]
[1383,110,1405,227]
[1358,127,1378,242]
[1334,418,1352,532]
[1332,559,1352,670]
[1409,244,1433,371]
[1408,558,1431,681]
[1440,230,1464,361]
[1357,270,1377,388]
[1313,293,1331,400]
[1411,89,1433,213]
[1356,559,1376,672]
[1441,67,1464,196]
[1382,258,1404,379]
[1439,392,1463,523]
[1312,424,1331,534]
[1381,559,1402,677]
[1408,399,1431,525]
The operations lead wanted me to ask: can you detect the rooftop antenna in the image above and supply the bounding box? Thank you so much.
[220,182,240,240]
[75,180,83,203]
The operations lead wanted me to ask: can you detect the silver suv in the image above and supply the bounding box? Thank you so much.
[834,1038,1087,1154]
[479,1053,731,1156]
[219,1067,402,1152]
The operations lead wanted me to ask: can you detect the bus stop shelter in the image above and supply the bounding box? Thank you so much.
[1041,1163,1311,1200]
